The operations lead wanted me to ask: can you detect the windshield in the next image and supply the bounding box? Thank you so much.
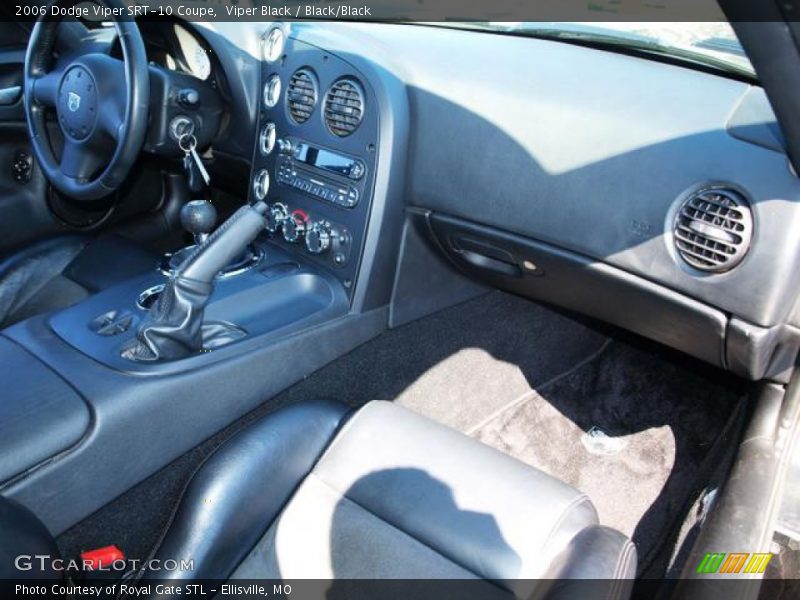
[433,22,753,78]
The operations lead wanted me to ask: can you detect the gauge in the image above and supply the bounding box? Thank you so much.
[260,122,277,155]
[191,45,212,81]
[253,169,270,201]
[174,24,211,81]
[263,75,281,109]
[263,27,285,63]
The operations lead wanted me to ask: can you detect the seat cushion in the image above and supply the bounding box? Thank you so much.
[140,400,352,582]
[145,400,635,594]
[2,400,635,592]
[231,401,600,583]
[62,235,157,293]
[0,236,88,328]
[0,234,156,328]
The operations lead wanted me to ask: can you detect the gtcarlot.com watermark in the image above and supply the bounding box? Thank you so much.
[14,554,194,573]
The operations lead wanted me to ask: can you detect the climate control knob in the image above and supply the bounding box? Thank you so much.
[265,202,288,233]
[305,221,332,254]
[282,210,307,243]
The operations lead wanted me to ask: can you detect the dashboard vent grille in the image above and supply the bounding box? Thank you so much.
[287,69,318,124]
[673,188,753,273]
[324,78,365,137]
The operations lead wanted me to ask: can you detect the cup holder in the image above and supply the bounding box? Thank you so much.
[137,284,165,311]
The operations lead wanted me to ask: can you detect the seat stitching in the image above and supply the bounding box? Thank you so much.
[312,406,373,467]
[606,540,635,600]
[616,540,635,579]
[124,408,350,589]
[540,494,597,558]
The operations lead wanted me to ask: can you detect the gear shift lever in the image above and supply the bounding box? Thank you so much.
[125,201,270,362]
[163,200,261,277]
[181,200,217,245]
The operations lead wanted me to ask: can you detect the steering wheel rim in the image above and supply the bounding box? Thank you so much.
[24,0,149,202]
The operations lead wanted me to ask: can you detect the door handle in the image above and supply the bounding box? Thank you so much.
[459,249,522,277]
[452,235,523,277]
[0,86,21,105]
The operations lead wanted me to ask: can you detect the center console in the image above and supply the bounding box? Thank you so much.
[0,22,409,535]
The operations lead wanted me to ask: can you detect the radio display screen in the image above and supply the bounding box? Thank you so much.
[296,145,353,176]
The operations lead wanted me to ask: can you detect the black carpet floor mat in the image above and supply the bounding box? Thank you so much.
[471,340,746,573]
[56,291,747,578]
[265,290,610,430]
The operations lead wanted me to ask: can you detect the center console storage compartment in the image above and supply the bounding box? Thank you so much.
[0,337,89,484]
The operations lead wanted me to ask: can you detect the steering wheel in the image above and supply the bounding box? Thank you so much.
[24,0,149,201]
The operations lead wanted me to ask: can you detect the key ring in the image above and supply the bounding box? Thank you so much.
[178,133,197,154]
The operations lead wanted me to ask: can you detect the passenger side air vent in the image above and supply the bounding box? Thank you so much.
[287,69,318,125]
[673,187,753,273]
[323,78,365,137]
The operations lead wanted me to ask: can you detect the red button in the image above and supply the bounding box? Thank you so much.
[80,545,125,570]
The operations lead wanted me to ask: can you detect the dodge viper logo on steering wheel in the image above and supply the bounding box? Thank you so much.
[67,91,81,112]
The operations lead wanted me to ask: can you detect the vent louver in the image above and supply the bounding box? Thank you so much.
[287,69,318,124]
[673,188,753,273]
[323,78,364,137]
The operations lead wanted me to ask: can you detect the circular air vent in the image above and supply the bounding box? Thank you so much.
[286,69,318,125]
[323,78,365,137]
[673,187,753,273]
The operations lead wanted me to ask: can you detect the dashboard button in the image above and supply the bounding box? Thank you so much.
[305,222,332,255]
[349,161,365,180]
[265,202,289,233]
[282,211,307,243]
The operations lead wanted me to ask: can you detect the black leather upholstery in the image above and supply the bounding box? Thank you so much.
[280,400,600,583]
[62,235,157,293]
[146,400,636,593]
[139,400,351,582]
[0,337,90,484]
[542,526,637,600]
[0,496,61,580]
[2,399,636,596]
[0,235,156,329]
[547,526,638,580]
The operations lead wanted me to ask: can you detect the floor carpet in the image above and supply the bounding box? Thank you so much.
[469,341,745,573]
[56,291,747,577]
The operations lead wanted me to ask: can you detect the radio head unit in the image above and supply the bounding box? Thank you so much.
[288,142,366,181]
[277,158,360,208]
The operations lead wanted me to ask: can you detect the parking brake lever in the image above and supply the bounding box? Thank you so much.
[123,201,269,362]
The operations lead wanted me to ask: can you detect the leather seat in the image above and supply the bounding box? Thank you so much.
[0,400,636,597]
[0,235,156,329]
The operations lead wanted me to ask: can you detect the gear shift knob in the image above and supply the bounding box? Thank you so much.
[181,200,217,245]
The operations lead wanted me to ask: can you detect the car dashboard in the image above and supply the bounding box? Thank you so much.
[164,20,800,382]
[5,16,800,542]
